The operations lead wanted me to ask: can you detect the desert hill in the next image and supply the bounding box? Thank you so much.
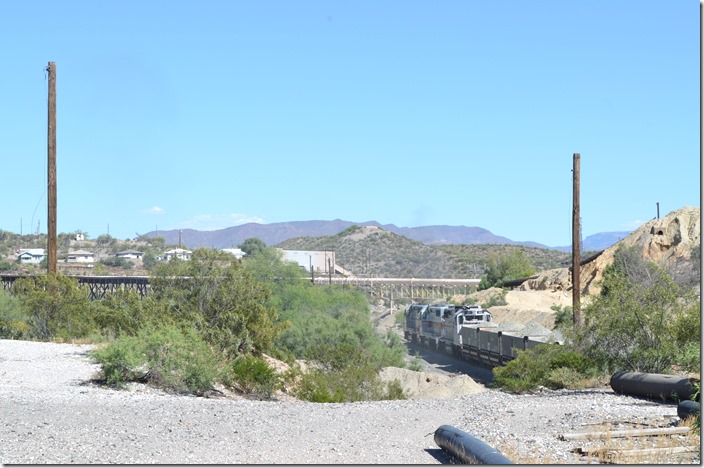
[520,206,701,296]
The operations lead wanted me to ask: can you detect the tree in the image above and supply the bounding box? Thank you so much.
[150,248,284,356]
[96,234,117,248]
[242,247,304,288]
[239,238,266,257]
[478,250,535,290]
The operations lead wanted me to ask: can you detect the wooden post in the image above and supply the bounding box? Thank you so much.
[47,61,57,276]
[572,153,581,327]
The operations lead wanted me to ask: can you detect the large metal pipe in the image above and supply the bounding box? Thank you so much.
[434,425,513,464]
[610,371,699,402]
[677,400,700,420]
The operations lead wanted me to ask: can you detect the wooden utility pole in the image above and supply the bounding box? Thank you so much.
[47,61,57,275]
[572,153,581,327]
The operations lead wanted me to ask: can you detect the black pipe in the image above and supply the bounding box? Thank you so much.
[677,400,701,420]
[434,425,514,464]
[610,371,699,402]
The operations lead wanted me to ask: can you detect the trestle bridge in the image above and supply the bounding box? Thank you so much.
[1,274,480,301]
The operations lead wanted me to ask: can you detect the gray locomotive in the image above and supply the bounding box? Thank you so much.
[403,302,560,368]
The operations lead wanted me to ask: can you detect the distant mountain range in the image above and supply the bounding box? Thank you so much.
[146,220,630,252]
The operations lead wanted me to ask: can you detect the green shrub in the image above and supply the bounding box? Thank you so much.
[382,379,408,400]
[99,256,134,269]
[92,336,145,388]
[151,248,283,357]
[137,325,218,394]
[226,354,280,400]
[294,342,408,402]
[478,289,508,308]
[677,342,701,374]
[552,304,573,329]
[546,367,585,390]
[478,250,535,290]
[13,274,94,340]
[407,352,423,372]
[0,289,30,339]
[92,325,218,395]
[0,319,30,340]
[295,365,391,403]
[493,344,594,393]
[575,248,701,374]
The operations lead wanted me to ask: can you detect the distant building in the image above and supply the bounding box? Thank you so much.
[116,250,144,260]
[222,248,246,259]
[163,248,192,261]
[17,248,46,264]
[279,249,337,274]
[67,250,95,263]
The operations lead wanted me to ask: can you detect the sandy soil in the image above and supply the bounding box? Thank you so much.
[482,288,572,329]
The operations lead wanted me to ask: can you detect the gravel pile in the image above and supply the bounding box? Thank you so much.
[0,339,698,464]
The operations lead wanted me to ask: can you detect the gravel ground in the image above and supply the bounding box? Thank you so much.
[0,339,699,465]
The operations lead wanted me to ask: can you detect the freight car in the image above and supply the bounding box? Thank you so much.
[403,302,560,368]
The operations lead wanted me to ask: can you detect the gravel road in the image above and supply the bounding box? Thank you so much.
[0,339,698,464]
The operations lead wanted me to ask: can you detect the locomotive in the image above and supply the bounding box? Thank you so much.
[403,302,560,368]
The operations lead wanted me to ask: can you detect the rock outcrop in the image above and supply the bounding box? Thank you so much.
[520,206,700,296]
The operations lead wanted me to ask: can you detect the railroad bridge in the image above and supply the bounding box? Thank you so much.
[1,274,480,301]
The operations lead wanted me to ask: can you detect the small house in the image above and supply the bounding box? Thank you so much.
[116,250,144,259]
[17,248,46,264]
[163,248,192,261]
[67,250,95,263]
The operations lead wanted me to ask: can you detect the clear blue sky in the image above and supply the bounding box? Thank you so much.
[1,0,700,247]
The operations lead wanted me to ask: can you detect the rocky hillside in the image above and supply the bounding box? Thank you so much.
[278,225,572,278]
[521,206,701,296]
[278,225,467,278]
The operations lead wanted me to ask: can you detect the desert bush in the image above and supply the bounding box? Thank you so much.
[92,336,145,388]
[493,344,594,393]
[295,364,405,403]
[478,250,535,290]
[13,274,94,340]
[0,289,30,339]
[677,342,701,375]
[574,246,700,374]
[99,256,133,269]
[552,304,573,329]
[92,324,218,395]
[407,352,423,372]
[545,367,586,390]
[295,341,408,402]
[150,248,284,356]
[225,354,280,400]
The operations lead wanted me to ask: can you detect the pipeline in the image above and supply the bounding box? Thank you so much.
[610,371,699,402]
[677,400,701,420]
[434,425,513,464]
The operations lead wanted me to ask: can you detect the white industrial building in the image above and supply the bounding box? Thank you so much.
[279,249,338,274]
